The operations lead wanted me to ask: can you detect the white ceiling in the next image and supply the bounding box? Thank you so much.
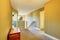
[11,0,49,15]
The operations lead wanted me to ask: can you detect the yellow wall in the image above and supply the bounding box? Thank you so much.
[0,0,12,40]
[45,0,60,38]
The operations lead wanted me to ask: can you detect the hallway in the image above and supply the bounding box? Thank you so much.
[0,0,60,40]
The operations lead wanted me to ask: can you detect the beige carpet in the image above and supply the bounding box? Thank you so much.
[21,29,43,40]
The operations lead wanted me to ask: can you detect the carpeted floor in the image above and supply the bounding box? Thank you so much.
[21,29,43,40]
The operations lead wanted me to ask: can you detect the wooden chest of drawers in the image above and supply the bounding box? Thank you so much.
[8,32,20,40]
